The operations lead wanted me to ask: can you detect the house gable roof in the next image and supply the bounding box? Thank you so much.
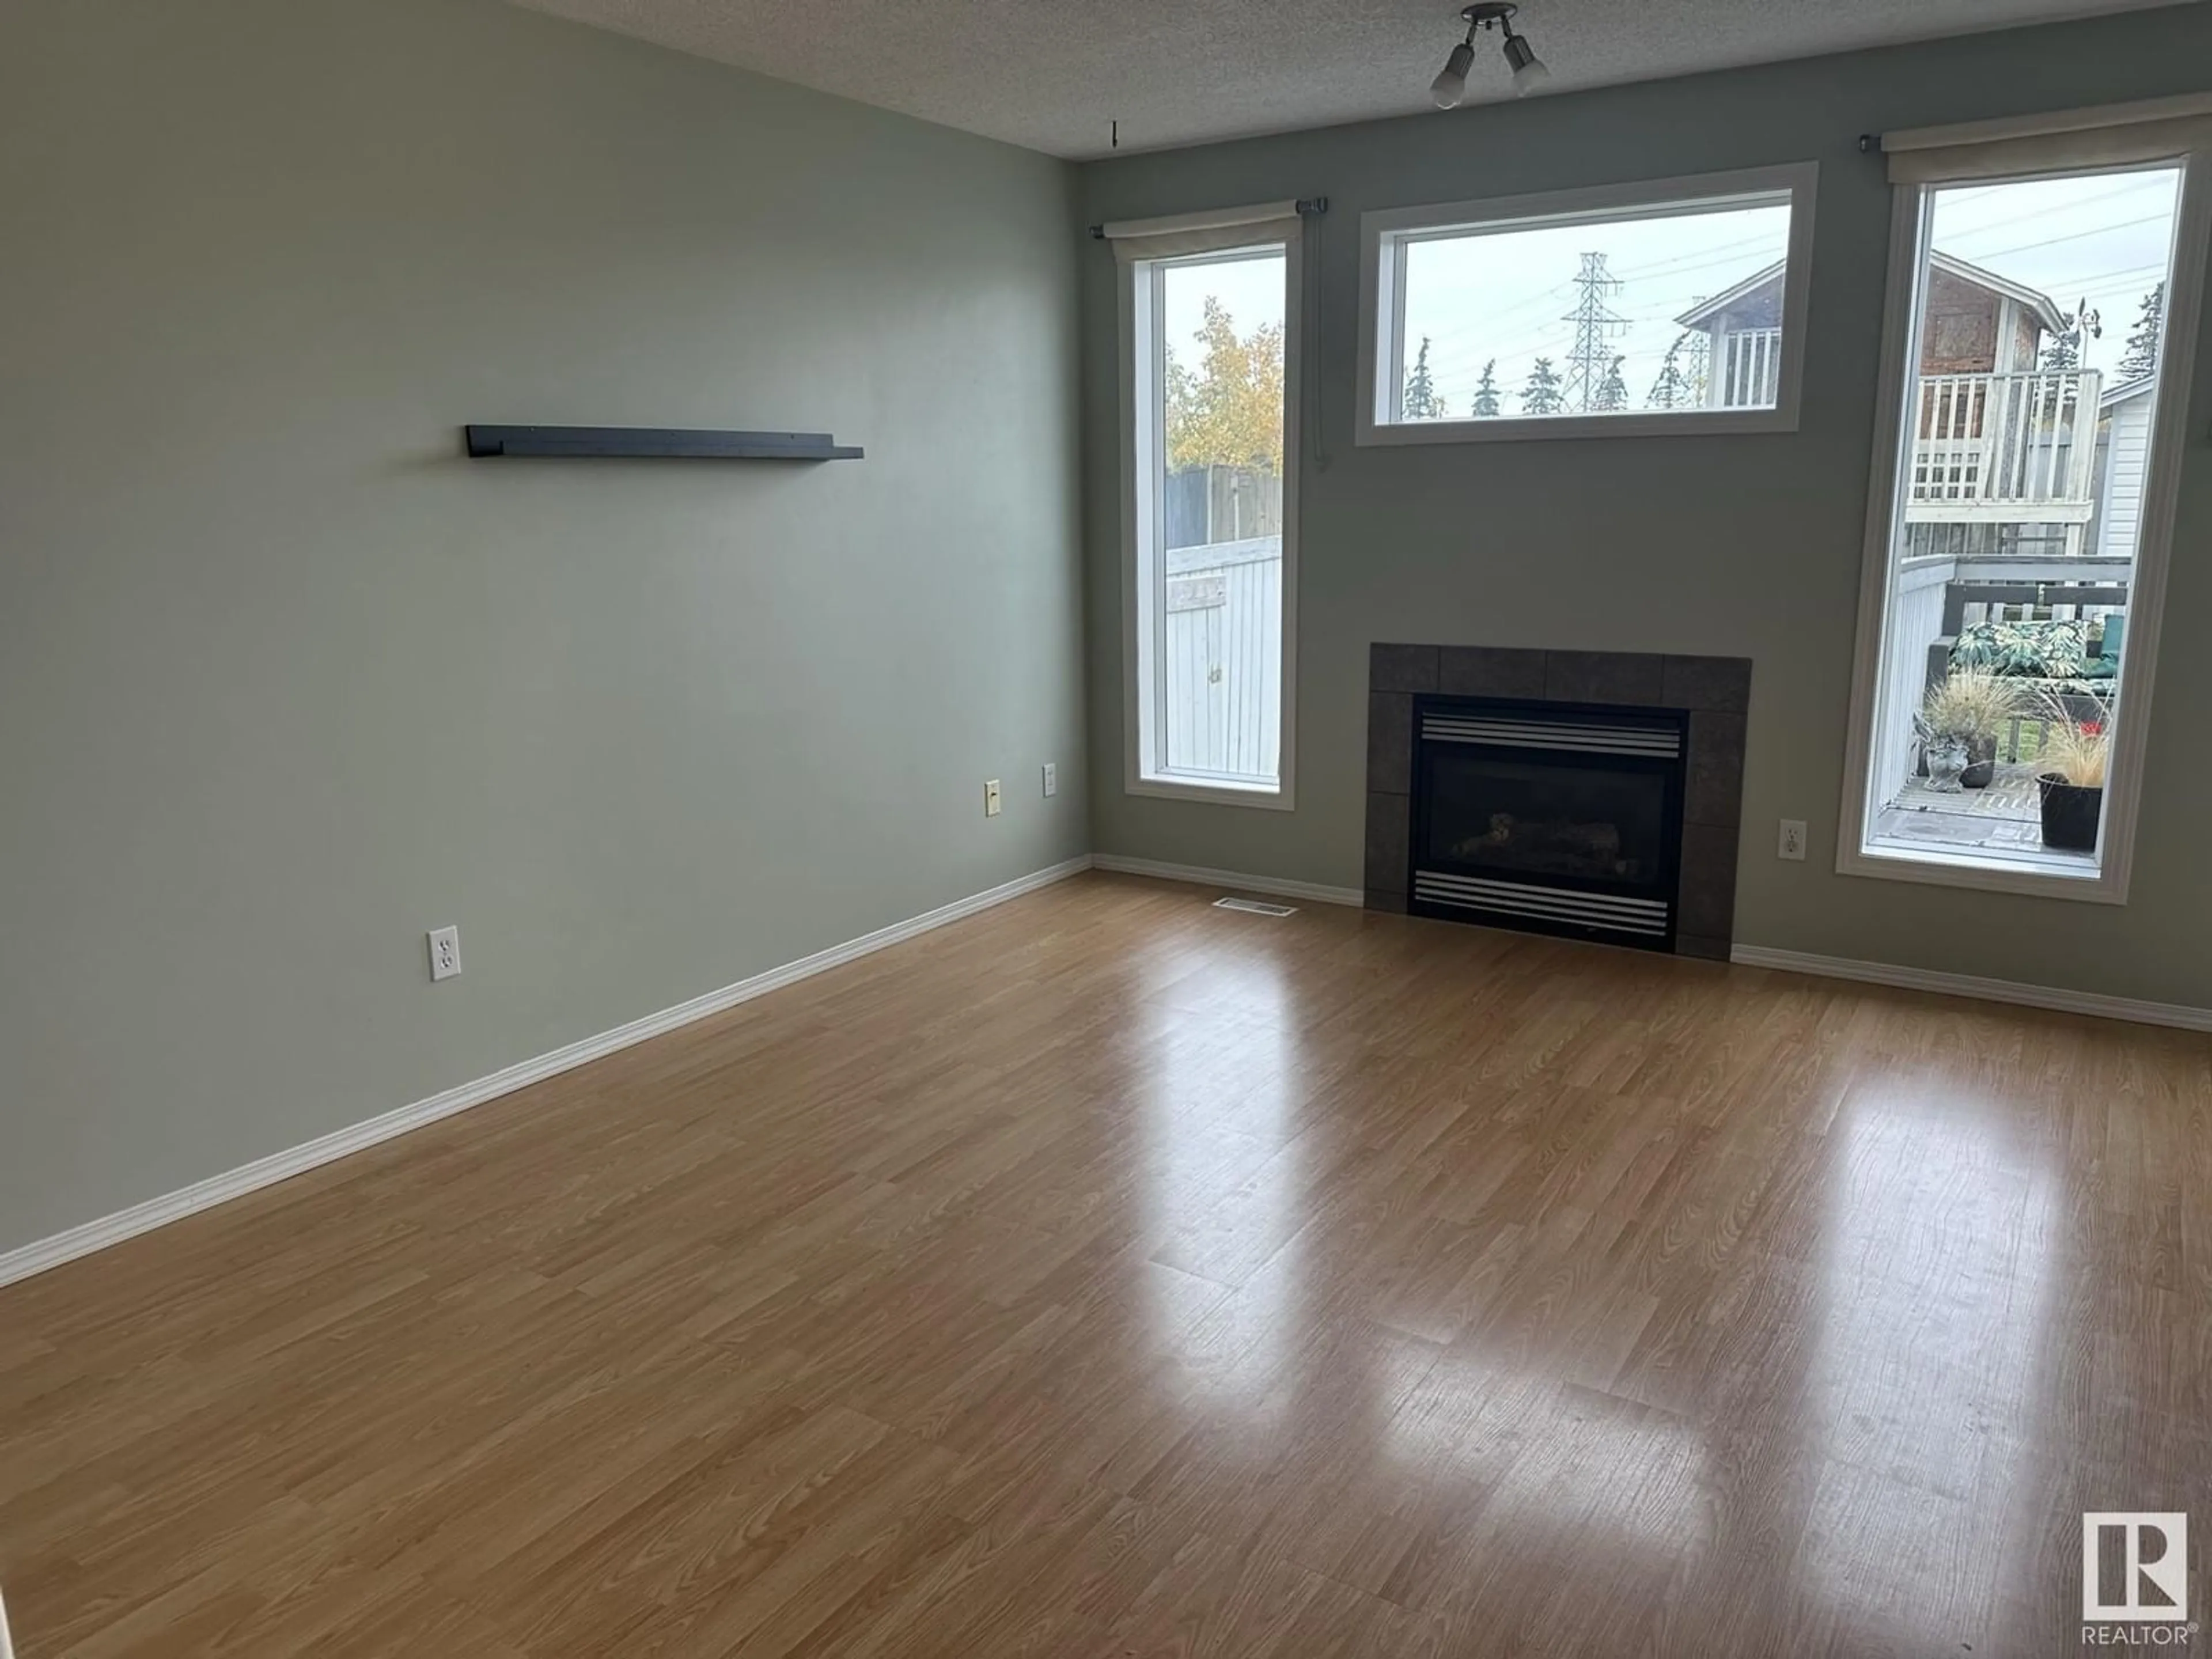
[1673,251,2067,333]
[1927,252,2070,335]
[1673,260,1786,331]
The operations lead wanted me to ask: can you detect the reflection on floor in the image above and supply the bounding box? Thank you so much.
[1,873,2202,1657]
[1875,759,2096,870]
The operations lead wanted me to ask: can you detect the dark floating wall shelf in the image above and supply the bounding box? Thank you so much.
[463,425,863,461]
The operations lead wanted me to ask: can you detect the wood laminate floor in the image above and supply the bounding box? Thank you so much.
[2,873,2207,1657]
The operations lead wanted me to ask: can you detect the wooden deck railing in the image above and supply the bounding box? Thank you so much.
[1715,327,1782,408]
[1906,369,2101,524]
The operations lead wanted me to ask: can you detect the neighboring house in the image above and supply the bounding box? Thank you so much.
[1678,250,2066,406]
[1906,251,2069,376]
[1673,262,1787,407]
[1684,252,2107,558]
[2089,376,2156,559]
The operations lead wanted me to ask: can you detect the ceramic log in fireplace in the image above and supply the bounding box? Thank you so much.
[1410,697,1687,949]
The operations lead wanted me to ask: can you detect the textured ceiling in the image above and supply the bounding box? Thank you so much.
[510,0,2194,158]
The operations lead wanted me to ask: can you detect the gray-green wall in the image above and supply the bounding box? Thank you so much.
[0,0,1085,1253]
[1080,7,2212,1009]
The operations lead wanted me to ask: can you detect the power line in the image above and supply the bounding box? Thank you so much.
[1946,210,2174,263]
[1412,279,1577,347]
[1416,191,2177,396]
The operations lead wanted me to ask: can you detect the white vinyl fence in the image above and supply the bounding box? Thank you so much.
[1164,536,1282,780]
[1873,555,1955,805]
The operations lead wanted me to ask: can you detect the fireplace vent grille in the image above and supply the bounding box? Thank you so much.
[1411,872,1671,937]
[1419,713,1681,759]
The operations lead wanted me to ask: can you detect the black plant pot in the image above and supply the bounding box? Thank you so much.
[1960,736,1998,790]
[2037,774,2103,852]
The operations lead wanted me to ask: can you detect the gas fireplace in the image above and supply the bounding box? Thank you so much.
[1363,645,1751,960]
[1411,698,1686,949]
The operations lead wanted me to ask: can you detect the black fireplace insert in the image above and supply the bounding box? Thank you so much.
[1408,695,1688,950]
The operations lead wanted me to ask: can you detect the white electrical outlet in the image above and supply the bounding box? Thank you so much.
[427,925,461,981]
[1041,762,1058,798]
[1778,820,1808,861]
[984,779,1002,817]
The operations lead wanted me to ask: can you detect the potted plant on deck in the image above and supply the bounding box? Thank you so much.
[2033,704,2109,853]
[1919,671,2025,791]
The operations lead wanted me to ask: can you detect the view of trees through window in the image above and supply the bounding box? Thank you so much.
[1143,248,1289,789]
[1164,291,1283,471]
[1391,196,1793,421]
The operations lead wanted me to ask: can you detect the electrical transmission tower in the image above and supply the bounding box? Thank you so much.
[1561,253,1629,412]
[1682,328,1711,406]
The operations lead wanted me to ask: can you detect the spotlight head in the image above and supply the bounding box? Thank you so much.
[1430,41,1475,109]
[1502,29,1550,94]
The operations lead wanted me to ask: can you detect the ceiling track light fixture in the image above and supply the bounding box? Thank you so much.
[1431,2,1550,109]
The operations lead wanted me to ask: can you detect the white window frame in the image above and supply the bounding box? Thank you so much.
[1835,106,2212,904]
[1118,214,1302,810]
[1355,163,1819,446]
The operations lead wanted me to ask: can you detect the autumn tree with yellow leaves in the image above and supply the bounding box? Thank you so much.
[1165,297,1284,474]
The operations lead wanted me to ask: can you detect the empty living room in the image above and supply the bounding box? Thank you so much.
[6,0,2212,1653]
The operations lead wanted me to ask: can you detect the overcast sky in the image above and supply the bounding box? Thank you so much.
[1161,162,2181,423]
[1399,200,1787,412]
[1162,249,1283,377]
[1927,167,2180,377]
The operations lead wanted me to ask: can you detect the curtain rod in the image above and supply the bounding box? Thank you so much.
[1855,91,2212,162]
[1089,198,1328,240]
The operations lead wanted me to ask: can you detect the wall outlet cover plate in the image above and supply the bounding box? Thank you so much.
[427,926,462,981]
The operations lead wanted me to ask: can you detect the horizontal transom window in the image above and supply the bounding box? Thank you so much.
[1357,164,1817,444]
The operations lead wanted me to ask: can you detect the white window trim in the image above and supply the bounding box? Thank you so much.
[1835,131,2212,904]
[1354,163,1819,446]
[1118,221,1301,810]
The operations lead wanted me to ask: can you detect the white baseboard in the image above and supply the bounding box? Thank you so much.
[1090,853,1365,908]
[1729,944,2212,1033]
[0,855,1096,1290]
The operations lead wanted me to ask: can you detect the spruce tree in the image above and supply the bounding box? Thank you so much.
[2117,283,2165,381]
[1403,336,1449,419]
[1647,333,1696,409]
[1520,357,1564,416]
[1593,353,1630,412]
[2039,299,2098,373]
[1471,359,1501,418]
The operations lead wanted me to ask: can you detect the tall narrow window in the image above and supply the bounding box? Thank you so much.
[1113,206,1301,805]
[1842,105,2210,899]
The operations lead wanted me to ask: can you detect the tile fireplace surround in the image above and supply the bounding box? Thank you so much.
[1365,644,1751,960]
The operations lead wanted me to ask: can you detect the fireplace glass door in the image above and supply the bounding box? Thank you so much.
[1421,751,1675,893]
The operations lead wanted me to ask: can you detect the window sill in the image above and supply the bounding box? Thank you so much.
[1356,406,1801,446]
[1839,836,2123,904]
[1126,774,1294,812]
